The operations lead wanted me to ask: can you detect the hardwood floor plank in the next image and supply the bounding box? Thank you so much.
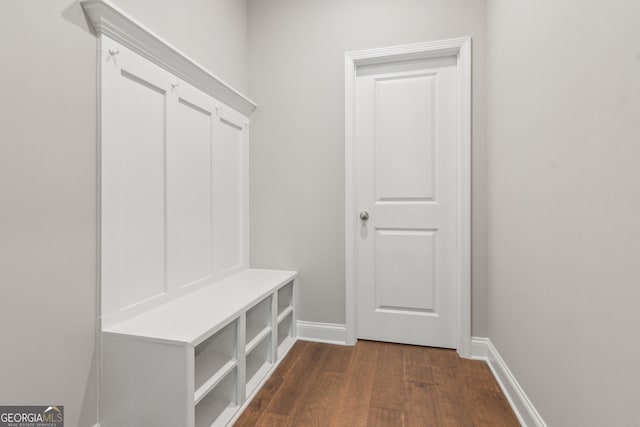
[426,347,459,367]
[404,381,440,425]
[239,340,519,427]
[235,341,308,427]
[271,340,308,379]
[465,388,520,426]
[366,407,406,427]
[291,371,345,426]
[370,342,409,411]
[233,376,284,427]
[253,412,292,427]
[263,342,328,416]
[432,364,474,427]
[403,344,435,384]
[328,340,379,427]
[322,343,355,374]
[459,357,502,393]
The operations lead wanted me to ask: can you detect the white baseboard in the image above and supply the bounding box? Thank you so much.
[471,337,546,427]
[296,321,348,345]
[471,336,490,360]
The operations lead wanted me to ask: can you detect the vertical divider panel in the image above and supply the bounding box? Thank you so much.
[292,279,298,339]
[242,122,250,269]
[237,313,247,404]
[166,80,217,293]
[211,107,249,279]
[185,344,196,427]
[271,291,279,362]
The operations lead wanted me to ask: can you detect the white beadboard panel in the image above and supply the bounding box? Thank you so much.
[101,38,170,318]
[100,37,251,328]
[212,110,247,276]
[166,87,215,291]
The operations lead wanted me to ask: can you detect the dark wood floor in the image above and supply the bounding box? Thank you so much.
[235,340,519,426]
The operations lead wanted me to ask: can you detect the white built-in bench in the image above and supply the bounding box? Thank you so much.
[82,2,298,425]
[101,269,297,427]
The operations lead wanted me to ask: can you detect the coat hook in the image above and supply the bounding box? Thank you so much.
[108,47,120,56]
[171,82,180,90]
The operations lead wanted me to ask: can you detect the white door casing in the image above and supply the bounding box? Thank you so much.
[344,38,471,356]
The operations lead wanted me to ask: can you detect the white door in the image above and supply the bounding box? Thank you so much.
[356,56,458,348]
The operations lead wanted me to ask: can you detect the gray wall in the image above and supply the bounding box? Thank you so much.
[0,1,248,426]
[248,0,489,334]
[0,2,97,426]
[114,0,248,93]
[487,0,640,425]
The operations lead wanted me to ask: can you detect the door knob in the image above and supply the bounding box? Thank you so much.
[360,211,369,221]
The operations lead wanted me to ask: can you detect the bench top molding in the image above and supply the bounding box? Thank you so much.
[104,269,297,346]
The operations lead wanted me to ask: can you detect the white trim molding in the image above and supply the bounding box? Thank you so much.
[471,337,547,427]
[344,38,472,356]
[80,0,257,116]
[297,321,348,345]
[471,336,490,360]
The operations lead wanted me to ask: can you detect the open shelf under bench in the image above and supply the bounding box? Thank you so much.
[101,268,297,427]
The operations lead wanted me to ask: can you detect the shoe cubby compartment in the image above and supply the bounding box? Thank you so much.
[194,320,238,402]
[277,309,294,357]
[245,296,272,353]
[245,331,273,396]
[277,281,293,317]
[101,269,296,427]
[194,367,238,427]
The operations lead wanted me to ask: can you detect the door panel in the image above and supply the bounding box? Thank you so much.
[356,57,458,348]
[375,229,436,313]
[375,74,435,201]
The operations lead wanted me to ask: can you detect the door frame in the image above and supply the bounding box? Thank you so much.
[344,37,472,357]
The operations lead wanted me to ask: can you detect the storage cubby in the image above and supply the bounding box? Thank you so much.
[277,281,294,316]
[277,310,295,357]
[245,331,273,396]
[245,296,272,352]
[194,320,237,394]
[195,367,238,427]
[101,269,296,427]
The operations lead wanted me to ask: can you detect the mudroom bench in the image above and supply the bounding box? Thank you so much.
[101,269,297,427]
